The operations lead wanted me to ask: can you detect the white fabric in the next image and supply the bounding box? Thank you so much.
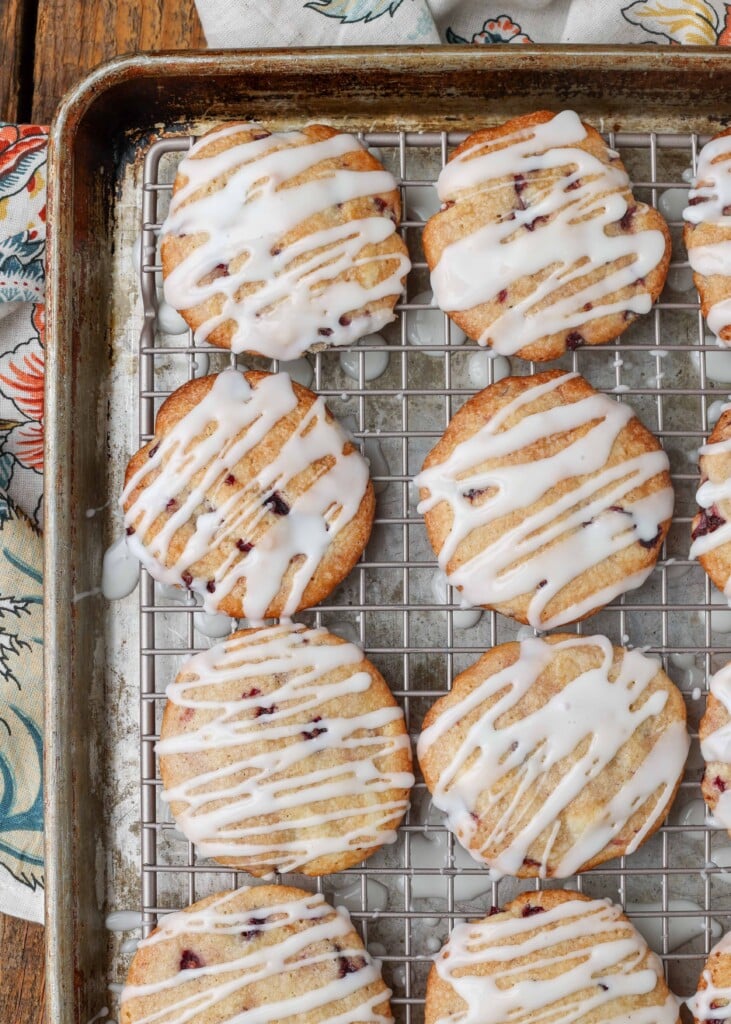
[194,0,731,48]
[0,867,42,924]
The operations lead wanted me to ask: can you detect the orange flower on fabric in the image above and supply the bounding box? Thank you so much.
[0,304,44,473]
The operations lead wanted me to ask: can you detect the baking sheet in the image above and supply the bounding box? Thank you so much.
[44,48,731,1024]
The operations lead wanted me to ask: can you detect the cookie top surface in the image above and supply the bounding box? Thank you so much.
[691,405,731,596]
[683,128,731,344]
[688,931,731,1024]
[423,109,670,362]
[160,122,411,360]
[425,890,679,1024]
[415,370,674,629]
[700,662,731,833]
[417,633,688,879]
[121,885,393,1024]
[122,369,375,620]
[158,622,414,876]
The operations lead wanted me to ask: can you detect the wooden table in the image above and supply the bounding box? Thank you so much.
[0,2,204,1018]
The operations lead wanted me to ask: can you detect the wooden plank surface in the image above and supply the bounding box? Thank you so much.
[33,0,205,120]
[1,3,205,1017]
[0,0,30,121]
[0,913,46,1024]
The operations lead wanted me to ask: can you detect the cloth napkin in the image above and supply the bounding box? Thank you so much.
[2,0,731,927]
[0,124,46,924]
[196,0,731,48]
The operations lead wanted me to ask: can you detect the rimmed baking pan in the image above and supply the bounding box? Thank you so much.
[45,46,731,1024]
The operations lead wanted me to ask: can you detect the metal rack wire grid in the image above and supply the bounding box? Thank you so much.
[136,126,730,1013]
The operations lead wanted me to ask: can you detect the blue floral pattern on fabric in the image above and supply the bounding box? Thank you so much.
[0,123,46,911]
[304,0,405,23]
[0,500,43,891]
[0,233,45,305]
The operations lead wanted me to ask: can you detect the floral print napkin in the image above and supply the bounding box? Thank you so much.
[195,0,731,48]
[0,124,47,924]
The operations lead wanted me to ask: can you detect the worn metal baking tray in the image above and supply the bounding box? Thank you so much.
[45,47,731,1024]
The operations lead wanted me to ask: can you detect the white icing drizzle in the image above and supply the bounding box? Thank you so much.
[691,411,731,590]
[701,662,731,830]
[101,536,140,600]
[687,931,731,1022]
[121,888,393,1024]
[684,134,731,342]
[432,898,679,1024]
[161,123,411,360]
[430,110,666,355]
[122,371,370,621]
[417,635,689,878]
[415,372,674,628]
[158,623,413,873]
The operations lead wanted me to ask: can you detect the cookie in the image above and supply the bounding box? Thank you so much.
[425,890,680,1024]
[160,121,411,360]
[121,885,393,1024]
[122,369,375,620]
[700,662,731,834]
[418,633,688,878]
[691,405,731,595]
[688,932,731,1024]
[415,370,674,629]
[158,622,414,876]
[684,129,731,343]
[423,109,671,362]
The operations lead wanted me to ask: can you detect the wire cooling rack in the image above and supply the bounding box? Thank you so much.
[135,127,731,1011]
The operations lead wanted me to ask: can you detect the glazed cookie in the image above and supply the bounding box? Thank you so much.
[700,662,731,833]
[160,121,411,360]
[418,634,688,878]
[684,129,731,343]
[689,932,731,1024]
[122,370,375,620]
[159,622,414,876]
[423,109,671,362]
[425,890,680,1024]
[121,885,393,1024]
[415,370,674,629]
[691,405,731,595]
